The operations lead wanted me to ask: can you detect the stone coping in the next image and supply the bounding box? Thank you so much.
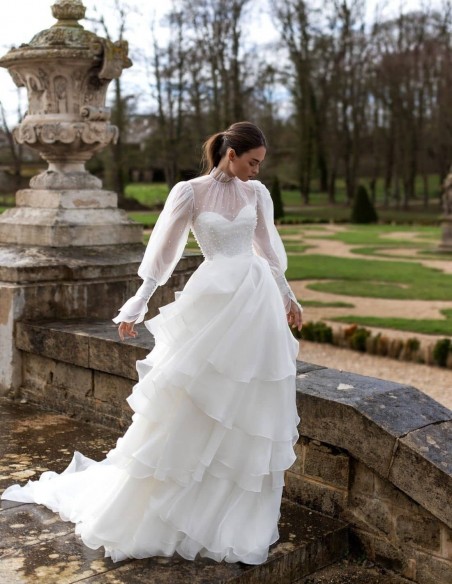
[296,367,452,531]
[0,246,202,283]
[15,320,452,532]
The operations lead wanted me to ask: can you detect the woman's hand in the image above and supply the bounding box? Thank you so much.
[118,321,138,341]
[287,300,303,332]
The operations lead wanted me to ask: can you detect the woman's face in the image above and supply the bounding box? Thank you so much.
[227,146,266,182]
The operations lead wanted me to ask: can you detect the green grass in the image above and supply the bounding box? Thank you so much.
[125,183,169,207]
[350,246,447,260]
[332,309,452,336]
[302,300,355,308]
[128,211,161,228]
[281,243,311,253]
[286,254,452,300]
[319,225,441,246]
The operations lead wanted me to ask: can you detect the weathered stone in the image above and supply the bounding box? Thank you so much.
[295,556,415,584]
[0,206,143,246]
[304,441,349,489]
[441,526,452,560]
[373,474,423,513]
[16,189,118,210]
[0,252,202,396]
[389,421,452,529]
[89,327,151,381]
[0,505,74,550]
[297,368,452,478]
[296,361,326,375]
[348,494,394,538]
[0,400,120,494]
[16,322,90,368]
[289,442,304,476]
[350,460,375,496]
[284,471,348,518]
[353,529,414,578]
[414,549,452,584]
[93,371,133,405]
[395,511,441,552]
[298,391,396,478]
[22,353,54,391]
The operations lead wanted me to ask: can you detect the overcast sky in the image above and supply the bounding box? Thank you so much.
[0,0,436,124]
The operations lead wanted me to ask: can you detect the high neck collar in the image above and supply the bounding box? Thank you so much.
[210,167,235,183]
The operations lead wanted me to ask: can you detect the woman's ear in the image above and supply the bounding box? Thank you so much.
[228,148,236,161]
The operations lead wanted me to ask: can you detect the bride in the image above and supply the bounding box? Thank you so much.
[2,121,303,565]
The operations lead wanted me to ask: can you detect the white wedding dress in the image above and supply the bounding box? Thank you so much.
[2,168,301,565]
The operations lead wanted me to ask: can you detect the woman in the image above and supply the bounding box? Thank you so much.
[2,121,303,565]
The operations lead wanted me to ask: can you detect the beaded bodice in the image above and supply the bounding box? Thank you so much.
[192,204,256,260]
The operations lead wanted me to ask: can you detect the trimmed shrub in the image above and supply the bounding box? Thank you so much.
[406,337,420,352]
[388,339,404,359]
[351,185,378,224]
[270,176,284,220]
[349,327,371,352]
[301,321,333,343]
[376,335,390,356]
[433,338,451,367]
[367,333,380,355]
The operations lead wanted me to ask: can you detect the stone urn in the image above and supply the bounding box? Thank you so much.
[0,0,142,246]
[0,0,131,189]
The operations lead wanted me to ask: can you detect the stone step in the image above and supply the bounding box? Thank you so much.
[0,400,348,584]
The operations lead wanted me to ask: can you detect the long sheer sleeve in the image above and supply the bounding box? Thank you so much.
[113,181,193,324]
[252,182,302,314]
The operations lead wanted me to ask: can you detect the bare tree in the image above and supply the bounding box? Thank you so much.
[0,94,23,192]
[88,0,134,203]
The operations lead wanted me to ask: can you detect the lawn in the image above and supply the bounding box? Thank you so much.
[286,254,452,301]
[332,310,452,336]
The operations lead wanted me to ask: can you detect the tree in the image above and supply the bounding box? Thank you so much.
[0,96,23,192]
[88,0,134,203]
[270,176,285,219]
[351,184,378,223]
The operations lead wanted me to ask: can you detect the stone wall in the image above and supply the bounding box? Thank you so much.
[0,250,202,397]
[288,363,452,584]
[285,438,451,584]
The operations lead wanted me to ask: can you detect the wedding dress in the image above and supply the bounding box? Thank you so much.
[2,168,301,565]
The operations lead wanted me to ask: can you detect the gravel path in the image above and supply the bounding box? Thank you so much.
[283,226,452,409]
[297,340,452,410]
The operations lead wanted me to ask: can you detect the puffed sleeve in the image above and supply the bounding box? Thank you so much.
[252,181,302,314]
[113,181,193,324]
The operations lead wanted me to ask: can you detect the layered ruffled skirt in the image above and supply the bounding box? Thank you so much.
[2,253,300,564]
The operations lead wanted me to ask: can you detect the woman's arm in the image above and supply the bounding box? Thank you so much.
[113,181,194,329]
[252,181,303,329]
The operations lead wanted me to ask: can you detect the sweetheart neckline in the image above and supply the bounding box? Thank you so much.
[194,204,255,225]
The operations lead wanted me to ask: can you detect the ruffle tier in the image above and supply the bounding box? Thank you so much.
[2,253,300,565]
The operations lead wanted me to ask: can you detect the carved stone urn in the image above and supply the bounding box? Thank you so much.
[0,0,142,246]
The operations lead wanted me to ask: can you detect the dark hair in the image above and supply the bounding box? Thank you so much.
[202,121,267,173]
